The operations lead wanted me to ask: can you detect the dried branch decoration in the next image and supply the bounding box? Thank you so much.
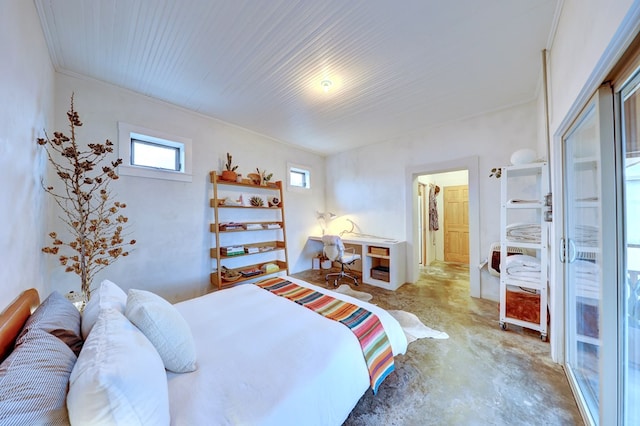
[37,94,136,302]
[489,167,502,178]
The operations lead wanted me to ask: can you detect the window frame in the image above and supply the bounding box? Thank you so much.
[130,138,181,172]
[287,162,311,192]
[117,122,192,182]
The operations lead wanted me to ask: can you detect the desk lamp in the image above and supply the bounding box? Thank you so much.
[316,211,337,235]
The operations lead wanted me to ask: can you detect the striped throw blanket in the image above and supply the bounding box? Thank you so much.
[255,277,394,394]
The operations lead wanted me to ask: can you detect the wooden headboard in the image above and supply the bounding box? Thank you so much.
[0,289,39,362]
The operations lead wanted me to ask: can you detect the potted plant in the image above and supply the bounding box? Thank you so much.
[256,168,273,186]
[221,152,238,181]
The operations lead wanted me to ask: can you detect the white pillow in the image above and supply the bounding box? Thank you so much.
[81,279,127,339]
[125,289,197,373]
[67,308,170,425]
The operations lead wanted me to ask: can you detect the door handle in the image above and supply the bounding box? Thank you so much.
[560,238,577,263]
[567,238,577,264]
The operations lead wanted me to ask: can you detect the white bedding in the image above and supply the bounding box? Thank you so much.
[167,276,407,426]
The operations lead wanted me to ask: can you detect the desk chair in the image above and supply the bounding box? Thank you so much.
[322,235,361,287]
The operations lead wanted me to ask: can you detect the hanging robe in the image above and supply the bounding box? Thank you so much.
[429,185,439,231]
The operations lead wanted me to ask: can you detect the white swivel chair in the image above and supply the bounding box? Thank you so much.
[322,235,361,287]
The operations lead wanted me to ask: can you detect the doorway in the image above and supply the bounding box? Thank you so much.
[416,170,470,268]
[407,156,480,297]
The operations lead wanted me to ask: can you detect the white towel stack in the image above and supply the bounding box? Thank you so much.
[506,223,541,244]
[504,254,541,283]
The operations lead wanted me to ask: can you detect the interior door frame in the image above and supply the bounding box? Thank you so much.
[418,182,427,265]
[405,156,480,297]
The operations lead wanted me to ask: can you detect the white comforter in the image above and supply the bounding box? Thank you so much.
[167,276,407,426]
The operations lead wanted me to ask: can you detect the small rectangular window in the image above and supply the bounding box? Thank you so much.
[290,169,308,188]
[288,164,311,190]
[117,122,192,182]
[131,139,180,171]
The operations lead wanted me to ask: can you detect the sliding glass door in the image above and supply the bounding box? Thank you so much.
[562,91,603,424]
[562,64,640,425]
[562,84,618,425]
[620,69,640,425]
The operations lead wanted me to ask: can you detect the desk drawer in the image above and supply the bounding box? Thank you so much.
[371,266,390,282]
[369,246,390,256]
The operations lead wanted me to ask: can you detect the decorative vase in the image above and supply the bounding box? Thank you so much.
[221,170,237,181]
[268,196,280,207]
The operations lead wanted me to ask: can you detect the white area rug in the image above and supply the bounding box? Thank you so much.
[388,310,449,343]
[333,284,373,302]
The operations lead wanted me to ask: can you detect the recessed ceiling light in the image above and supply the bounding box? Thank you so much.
[321,79,333,92]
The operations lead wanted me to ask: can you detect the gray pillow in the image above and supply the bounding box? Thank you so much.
[18,291,81,342]
[0,328,76,425]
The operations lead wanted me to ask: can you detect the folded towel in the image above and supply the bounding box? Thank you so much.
[505,274,541,284]
[506,223,541,243]
[505,266,541,275]
[505,254,541,268]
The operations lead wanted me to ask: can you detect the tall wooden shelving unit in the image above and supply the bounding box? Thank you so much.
[210,172,289,290]
[499,162,549,340]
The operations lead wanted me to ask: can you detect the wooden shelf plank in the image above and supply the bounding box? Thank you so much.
[210,260,288,287]
[210,172,281,189]
[366,253,391,260]
[210,243,286,259]
[210,222,283,233]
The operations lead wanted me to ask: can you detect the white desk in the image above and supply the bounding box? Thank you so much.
[309,236,406,290]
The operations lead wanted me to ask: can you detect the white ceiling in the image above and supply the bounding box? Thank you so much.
[35,0,560,156]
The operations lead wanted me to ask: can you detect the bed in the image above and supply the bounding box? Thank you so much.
[0,276,407,425]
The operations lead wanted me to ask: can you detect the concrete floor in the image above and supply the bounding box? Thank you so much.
[292,261,583,425]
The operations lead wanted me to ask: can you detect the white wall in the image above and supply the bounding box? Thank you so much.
[0,0,54,309]
[547,0,635,134]
[325,101,539,300]
[50,73,325,302]
[543,0,638,361]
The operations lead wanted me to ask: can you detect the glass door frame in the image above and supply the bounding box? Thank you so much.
[615,66,640,425]
[558,83,621,425]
